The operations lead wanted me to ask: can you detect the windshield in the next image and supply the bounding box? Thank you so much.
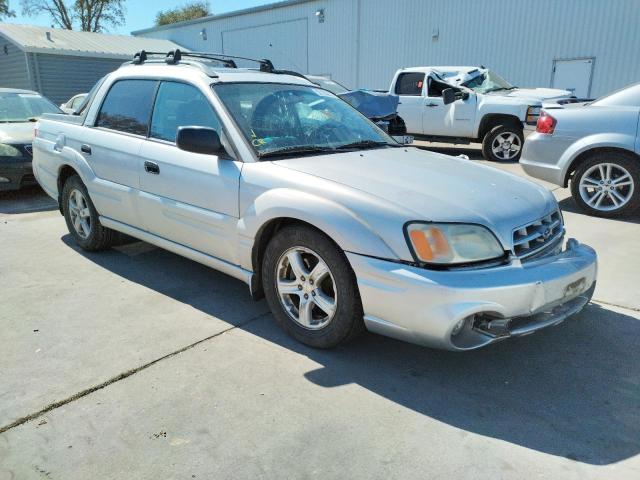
[462,70,514,94]
[0,93,61,122]
[213,83,395,157]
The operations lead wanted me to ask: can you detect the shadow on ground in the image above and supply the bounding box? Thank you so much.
[559,196,640,225]
[0,186,57,215]
[67,235,640,466]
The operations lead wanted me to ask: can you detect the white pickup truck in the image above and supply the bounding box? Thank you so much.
[390,66,574,161]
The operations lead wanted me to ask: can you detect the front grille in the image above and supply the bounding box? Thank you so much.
[512,210,564,258]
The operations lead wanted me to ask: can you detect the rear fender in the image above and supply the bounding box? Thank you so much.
[560,133,637,185]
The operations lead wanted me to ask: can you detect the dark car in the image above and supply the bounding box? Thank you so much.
[0,88,62,191]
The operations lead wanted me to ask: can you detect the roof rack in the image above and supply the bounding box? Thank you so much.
[130,49,306,78]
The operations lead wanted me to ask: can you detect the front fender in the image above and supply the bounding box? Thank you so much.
[237,188,400,271]
[559,133,637,183]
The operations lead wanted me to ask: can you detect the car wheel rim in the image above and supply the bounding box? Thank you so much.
[491,132,521,160]
[275,246,337,330]
[579,163,635,212]
[68,188,91,238]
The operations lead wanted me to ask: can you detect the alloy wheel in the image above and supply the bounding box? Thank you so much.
[578,162,635,212]
[68,188,91,238]
[275,246,337,330]
[491,131,522,160]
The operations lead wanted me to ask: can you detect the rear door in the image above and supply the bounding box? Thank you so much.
[82,79,157,228]
[137,81,241,263]
[394,72,427,135]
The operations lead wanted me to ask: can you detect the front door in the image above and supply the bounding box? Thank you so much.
[421,76,477,137]
[137,81,242,264]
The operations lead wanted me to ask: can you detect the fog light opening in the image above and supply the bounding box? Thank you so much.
[451,317,468,336]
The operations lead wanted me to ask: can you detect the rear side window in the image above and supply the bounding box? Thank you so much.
[149,81,221,142]
[96,80,157,135]
[395,72,425,96]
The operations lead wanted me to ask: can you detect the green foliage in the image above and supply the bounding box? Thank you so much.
[156,1,210,26]
[20,0,125,32]
[1,0,16,18]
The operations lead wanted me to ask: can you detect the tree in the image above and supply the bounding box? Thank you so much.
[155,1,209,26]
[20,0,125,32]
[1,0,15,18]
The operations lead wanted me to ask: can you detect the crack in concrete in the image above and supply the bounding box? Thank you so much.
[0,311,270,435]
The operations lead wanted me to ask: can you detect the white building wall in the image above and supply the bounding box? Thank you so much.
[134,0,640,97]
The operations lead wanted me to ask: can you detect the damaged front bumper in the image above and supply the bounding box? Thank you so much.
[346,239,597,351]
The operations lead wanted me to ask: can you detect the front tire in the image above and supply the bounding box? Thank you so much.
[570,152,639,217]
[482,124,524,162]
[61,175,118,251]
[262,225,364,348]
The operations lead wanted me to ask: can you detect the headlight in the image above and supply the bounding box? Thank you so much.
[0,143,22,157]
[405,222,504,265]
[526,106,541,125]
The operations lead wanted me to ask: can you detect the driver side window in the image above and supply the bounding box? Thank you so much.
[150,81,222,143]
[427,77,447,98]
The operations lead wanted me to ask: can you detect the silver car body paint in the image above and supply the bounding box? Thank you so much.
[33,63,597,350]
[521,103,640,186]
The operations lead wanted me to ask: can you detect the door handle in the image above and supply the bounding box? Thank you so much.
[81,144,92,155]
[144,161,160,174]
[425,103,439,107]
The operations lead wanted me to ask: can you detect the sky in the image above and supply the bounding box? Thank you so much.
[3,0,270,34]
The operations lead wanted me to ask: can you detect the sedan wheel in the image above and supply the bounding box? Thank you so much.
[578,163,634,212]
[571,152,640,217]
[276,246,337,330]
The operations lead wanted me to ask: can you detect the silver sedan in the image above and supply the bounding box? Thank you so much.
[521,83,640,217]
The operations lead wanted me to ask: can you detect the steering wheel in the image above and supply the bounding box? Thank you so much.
[307,121,344,144]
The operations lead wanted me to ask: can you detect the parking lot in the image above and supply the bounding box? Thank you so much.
[1,146,639,479]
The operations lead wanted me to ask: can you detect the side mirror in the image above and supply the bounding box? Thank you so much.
[442,88,457,105]
[176,126,227,156]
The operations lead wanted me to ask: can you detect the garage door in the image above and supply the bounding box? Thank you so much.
[221,19,308,73]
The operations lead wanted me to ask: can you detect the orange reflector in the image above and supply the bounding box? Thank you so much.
[409,229,434,261]
[429,227,450,256]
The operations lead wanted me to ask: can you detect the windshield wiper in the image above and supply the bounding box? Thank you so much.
[335,140,397,150]
[258,145,336,159]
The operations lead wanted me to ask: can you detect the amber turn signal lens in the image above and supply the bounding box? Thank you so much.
[409,227,451,261]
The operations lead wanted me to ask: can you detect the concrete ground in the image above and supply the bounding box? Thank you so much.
[1,148,639,479]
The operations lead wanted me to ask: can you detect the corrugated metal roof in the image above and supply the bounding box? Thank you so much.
[0,23,184,59]
[131,0,314,35]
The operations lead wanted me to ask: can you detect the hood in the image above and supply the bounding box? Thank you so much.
[0,122,36,144]
[338,90,400,119]
[276,147,557,249]
[486,87,573,102]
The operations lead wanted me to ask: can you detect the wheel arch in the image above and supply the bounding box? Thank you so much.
[477,113,522,141]
[241,189,401,300]
[56,164,81,213]
[563,146,639,187]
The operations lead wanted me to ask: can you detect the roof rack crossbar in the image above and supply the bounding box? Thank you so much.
[130,50,306,79]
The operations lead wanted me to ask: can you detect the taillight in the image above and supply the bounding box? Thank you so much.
[536,111,556,134]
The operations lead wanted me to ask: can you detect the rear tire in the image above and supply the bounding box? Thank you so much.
[570,151,640,217]
[262,225,364,348]
[61,175,119,251]
[482,124,524,162]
